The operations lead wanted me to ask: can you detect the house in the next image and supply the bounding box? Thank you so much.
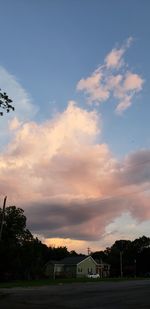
[95,260,110,278]
[45,255,110,279]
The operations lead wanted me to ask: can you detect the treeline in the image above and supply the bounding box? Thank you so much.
[0,206,150,281]
[0,206,80,281]
[92,236,150,277]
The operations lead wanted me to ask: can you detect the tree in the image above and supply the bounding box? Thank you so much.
[132,236,150,253]
[69,250,78,256]
[0,206,33,280]
[19,238,49,280]
[47,246,70,261]
[100,236,150,277]
[0,205,71,280]
[0,206,33,245]
[0,89,14,116]
[92,250,108,263]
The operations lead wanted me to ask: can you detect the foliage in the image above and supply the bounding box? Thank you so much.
[0,206,33,280]
[92,250,107,262]
[0,206,33,245]
[47,246,70,261]
[105,236,150,277]
[0,204,150,281]
[0,205,76,281]
[0,89,14,116]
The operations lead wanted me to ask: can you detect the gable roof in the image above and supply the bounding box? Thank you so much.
[45,260,63,266]
[58,255,98,266]
[78,255,97,266]
[59,255,87,265]
[46,255,98,267]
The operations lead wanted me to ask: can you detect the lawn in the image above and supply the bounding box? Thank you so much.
[0,278,98,288]
[0,277,147,289]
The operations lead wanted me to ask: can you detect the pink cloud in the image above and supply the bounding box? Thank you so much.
[105,37,133,69]
[105,48,124,69]
[77,38,144,113]
[77,70,109,103]
[115,95,133,114]
[123,72,144,91]
[0,101,150,249]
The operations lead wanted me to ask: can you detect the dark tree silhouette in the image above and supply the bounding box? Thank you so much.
[0,205,73,281]
[0,206,33,244]
[0,89,14,116]
[104,236,150,277]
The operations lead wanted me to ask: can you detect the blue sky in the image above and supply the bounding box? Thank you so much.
[0,0,150,157]
[0,0,150,252]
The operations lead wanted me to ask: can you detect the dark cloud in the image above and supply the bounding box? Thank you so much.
[24,197,129,241]
[118,150,150,185]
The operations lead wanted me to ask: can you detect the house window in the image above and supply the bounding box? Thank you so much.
[55,266,62,272]
[88,268,93,274]
[78,267,82,272]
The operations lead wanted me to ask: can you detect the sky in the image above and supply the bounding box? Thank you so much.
[0,0,150,254]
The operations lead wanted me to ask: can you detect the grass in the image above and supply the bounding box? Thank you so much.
[0,276,149,289]
[0,278,97,288]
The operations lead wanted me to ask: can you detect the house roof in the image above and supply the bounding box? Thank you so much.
[59,255,87,265]
[45,255,98,266]
[44,260,61,267]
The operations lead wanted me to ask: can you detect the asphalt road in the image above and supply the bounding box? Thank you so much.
[0,279,150,309]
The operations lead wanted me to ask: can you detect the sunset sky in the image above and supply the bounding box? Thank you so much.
[0,0,150,253]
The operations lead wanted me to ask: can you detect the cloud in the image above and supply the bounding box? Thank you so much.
[105,37,132,69]
[0,100,150,248]
[9,117,22,131]
[0,66,38,121]
[0,66,38,148]
[77,70,109,103]
[25,197,127,241]
[123,72,144,91]
[44,237,89,254]
[115,95,132,113]
[0,101,102,200]
[119,149,150,186]
[77,38,144,113]
[44,214,150,253]
[105,47,124,69]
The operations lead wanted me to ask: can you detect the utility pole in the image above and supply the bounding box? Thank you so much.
[0,196,7,241]
[87,247,91,255]
[134,259,136,278]
[120,251,123,278]
[100,258,103,279]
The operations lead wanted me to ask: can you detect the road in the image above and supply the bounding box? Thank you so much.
[0,279,150,308]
